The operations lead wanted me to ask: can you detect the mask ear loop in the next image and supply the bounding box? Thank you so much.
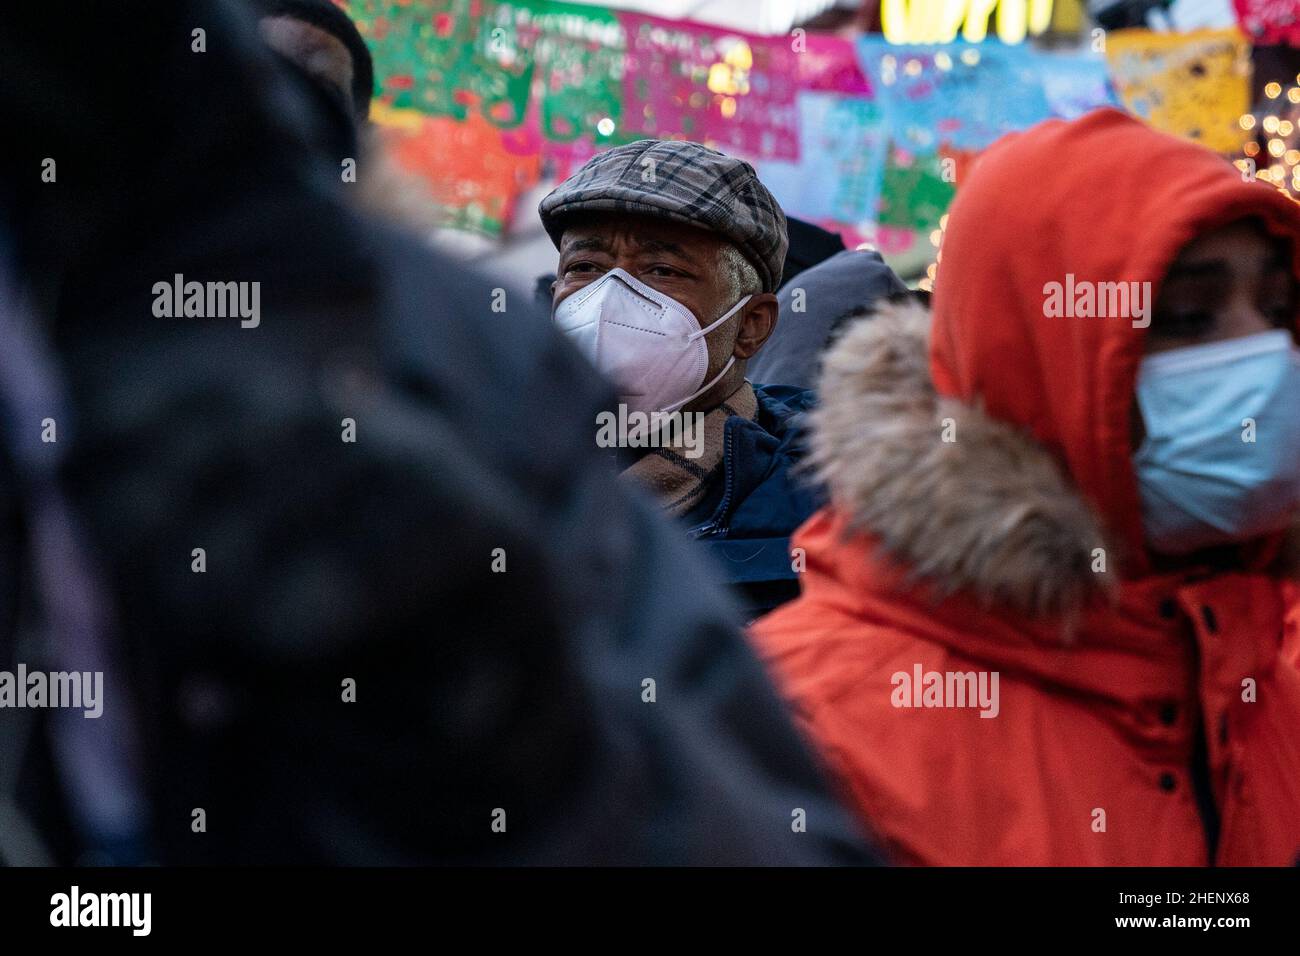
[663,294,753,413]
[662,356,736,414]
[689,294,752,341]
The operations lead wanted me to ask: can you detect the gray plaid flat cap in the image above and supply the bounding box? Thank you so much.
[538,139,789,293]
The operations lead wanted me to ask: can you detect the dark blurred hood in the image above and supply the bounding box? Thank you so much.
[749,249,907,390]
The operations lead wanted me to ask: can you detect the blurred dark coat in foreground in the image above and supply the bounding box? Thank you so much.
[0,0,874,865]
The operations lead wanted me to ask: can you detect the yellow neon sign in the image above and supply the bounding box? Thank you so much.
[882,0,1055,45]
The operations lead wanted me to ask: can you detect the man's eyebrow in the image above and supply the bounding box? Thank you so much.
[638,238,689,257]
[562,236,611,254]
[560,236,691,257]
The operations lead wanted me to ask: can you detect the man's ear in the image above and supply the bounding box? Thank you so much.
[732,293,778,359]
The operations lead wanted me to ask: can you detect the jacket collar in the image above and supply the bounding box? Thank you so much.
[688,383,820,540]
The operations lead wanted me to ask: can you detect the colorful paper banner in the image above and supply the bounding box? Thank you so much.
[618,13,801,161]
[372,101,543,235]
[761,90,889,225]
[347,1,1248,251]
[857,38,1115,154]
[1234,0,1300,46]
[795,33,872,94]
[1105,27,1252,154]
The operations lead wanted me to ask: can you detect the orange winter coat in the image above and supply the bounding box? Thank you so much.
[751,110,1300,866]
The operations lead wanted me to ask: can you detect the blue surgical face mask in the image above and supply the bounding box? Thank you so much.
[1133,329,1300,555]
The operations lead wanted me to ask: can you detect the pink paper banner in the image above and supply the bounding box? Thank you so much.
[1234,0,1300,45]
[618,12,801,161]
[797,33,871,94]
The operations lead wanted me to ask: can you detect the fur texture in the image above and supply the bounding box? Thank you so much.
[809,300,1116,619]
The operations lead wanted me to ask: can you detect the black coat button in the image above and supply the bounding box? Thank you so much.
[1158,703,1178,726]
[1159,772,1177,792]
[1158,598,1178,619]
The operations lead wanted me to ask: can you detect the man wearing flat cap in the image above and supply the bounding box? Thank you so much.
[540,139,820,617]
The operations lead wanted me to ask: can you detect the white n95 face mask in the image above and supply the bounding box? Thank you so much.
[553,267,750,415]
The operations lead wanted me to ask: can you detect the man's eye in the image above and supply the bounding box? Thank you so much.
[647,265,681,277]
[565,262,598,275]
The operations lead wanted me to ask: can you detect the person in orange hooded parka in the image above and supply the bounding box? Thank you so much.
[751,109,1300,866]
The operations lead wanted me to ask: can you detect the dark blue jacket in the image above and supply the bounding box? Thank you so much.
[684,383,823,618]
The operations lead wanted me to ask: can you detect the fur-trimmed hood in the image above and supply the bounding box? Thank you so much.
[809,299,1114,619]
[809,299,1300,621]
[755,302,1300,861]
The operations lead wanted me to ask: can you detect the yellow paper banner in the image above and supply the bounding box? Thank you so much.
[1105,28,1251,154]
